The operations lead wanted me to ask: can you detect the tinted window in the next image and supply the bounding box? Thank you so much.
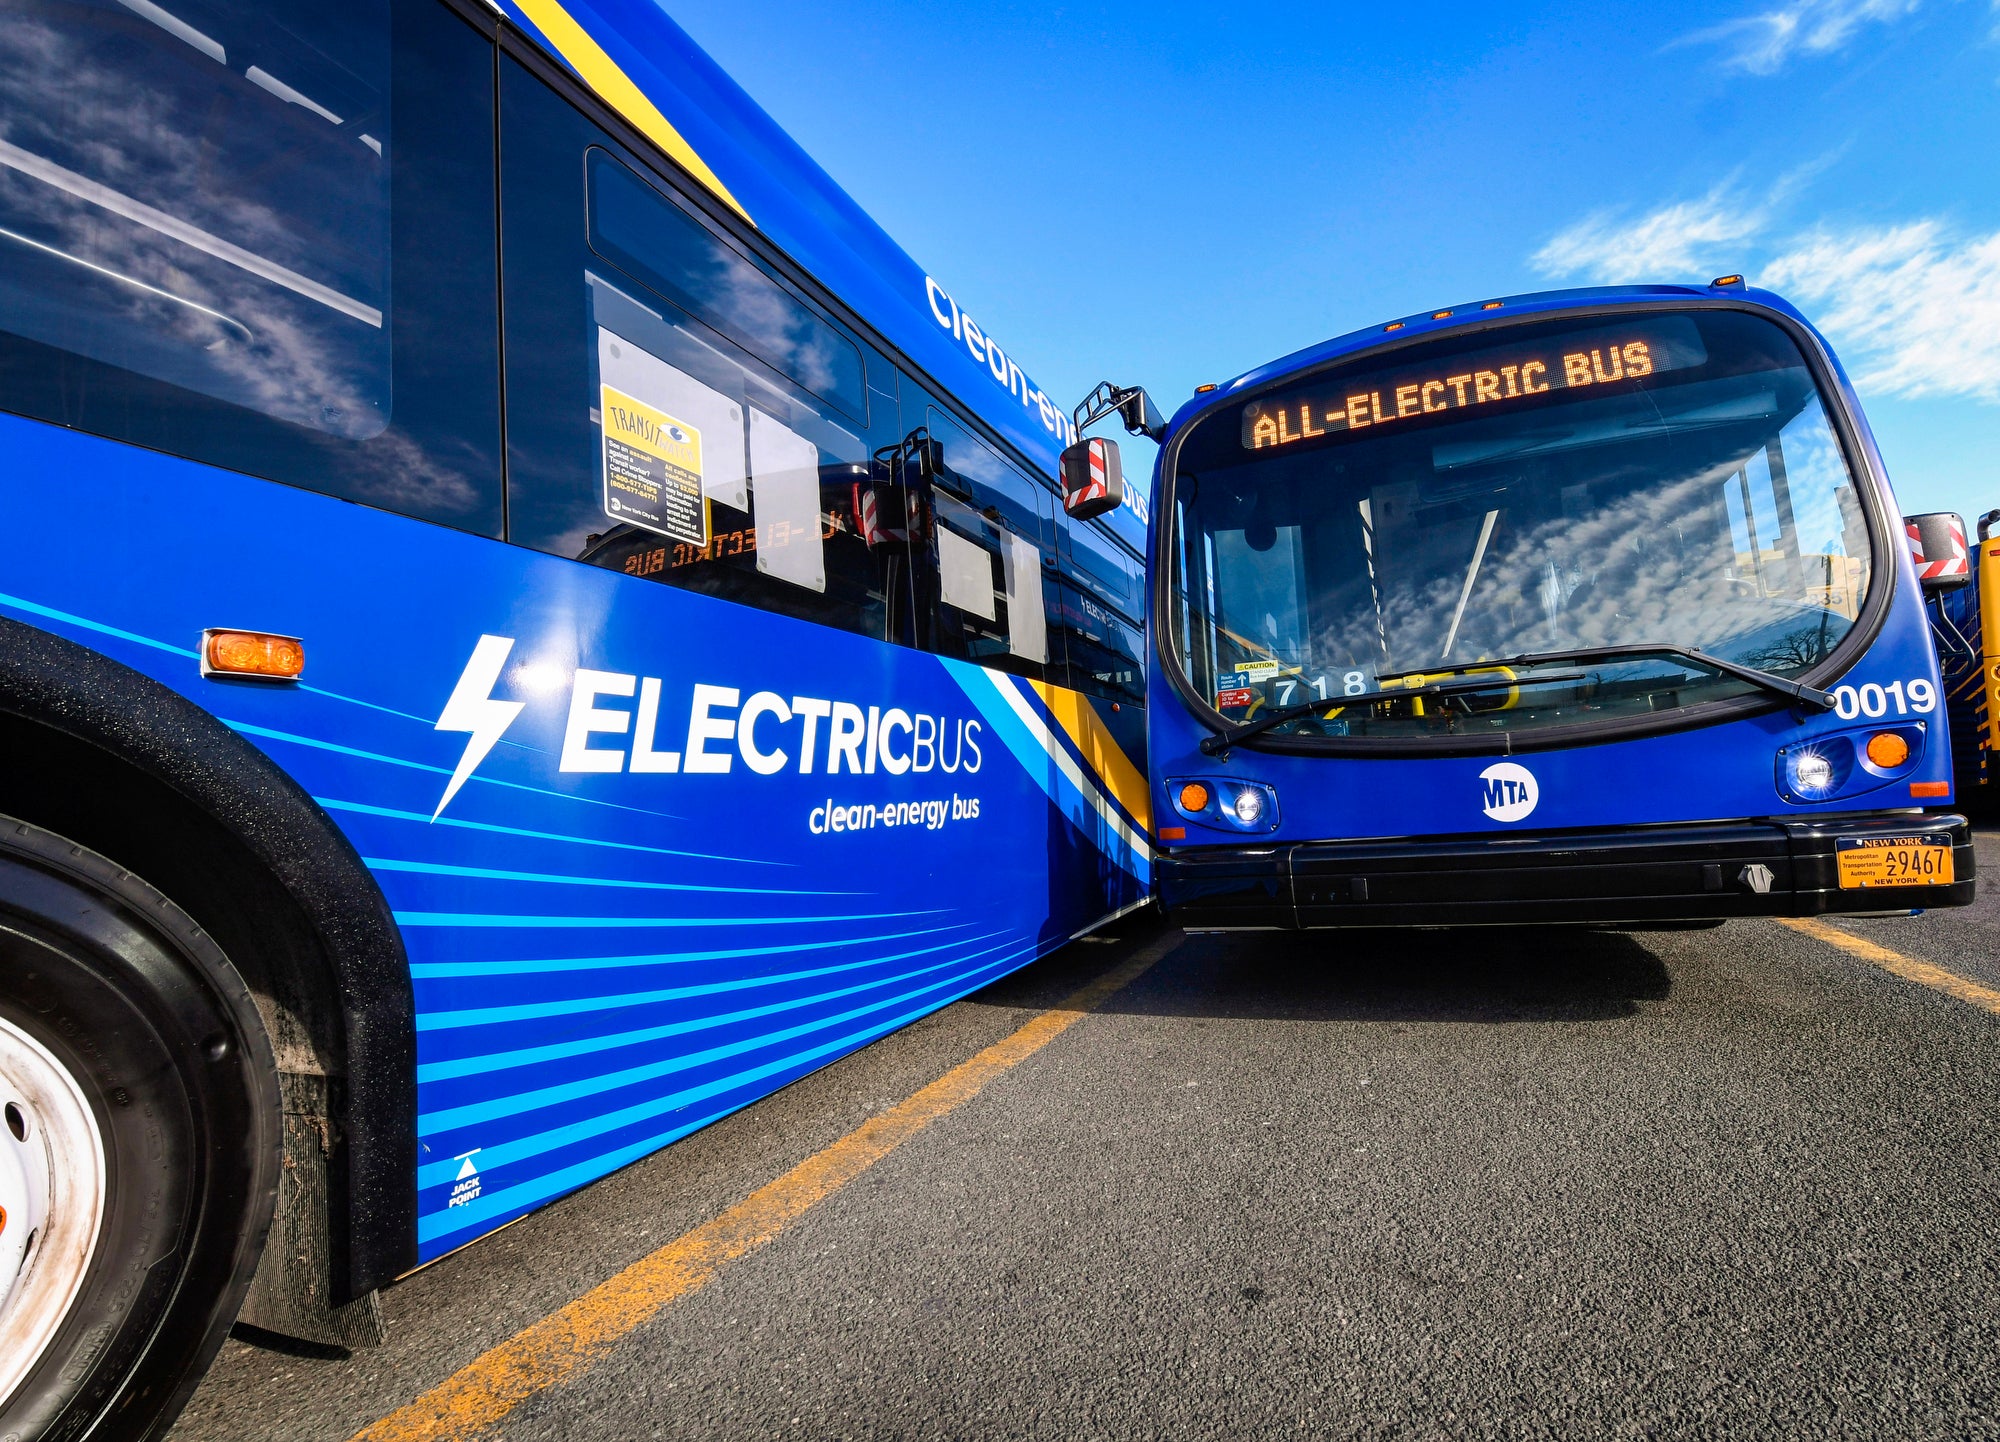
[1056,581,1144,707]
[911,404,1057,682]
[1063,516,1144,624]
[588,150,866,421]
[0,0,501,532]
[502,64,913,642]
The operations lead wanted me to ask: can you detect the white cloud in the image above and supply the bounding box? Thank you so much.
[1533,187,2000,404]
[1531,191,1765,284]
[1763,222,2000,400]
[1681,0,1924,74]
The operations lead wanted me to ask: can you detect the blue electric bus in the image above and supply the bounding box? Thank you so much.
[1113,282,1976,931]
[0,1,1149,1434]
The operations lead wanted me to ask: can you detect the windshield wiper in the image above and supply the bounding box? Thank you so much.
[1198,668,1586,756]
[1196,642,1834,756]
[1477,644,1836,712]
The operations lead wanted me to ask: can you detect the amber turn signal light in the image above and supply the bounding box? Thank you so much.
[1177,782,1211,813]
[201,629,304,681]
[1864,732,1910,769]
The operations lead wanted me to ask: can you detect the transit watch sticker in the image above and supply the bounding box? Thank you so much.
[601,383,708,545]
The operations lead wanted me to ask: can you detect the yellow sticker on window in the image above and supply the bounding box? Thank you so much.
[601,383,707,545]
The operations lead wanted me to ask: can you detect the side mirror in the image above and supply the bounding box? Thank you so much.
[1116,388,1166,441]
[1060,436,1124,520]
[1072,381,1166,443]
[1905,511,1972,592]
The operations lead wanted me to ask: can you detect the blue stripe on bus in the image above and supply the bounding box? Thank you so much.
[944,665,1150,882]
[361,856,843,896]
[413,951,1031,1214]
[0,590,200,658]
[405,924,968,979]
[417,946,1013,1082]
[416,929,1003,1028]
[316,796,795,866]
[392,908,940,929]
[417,950,1025,1136]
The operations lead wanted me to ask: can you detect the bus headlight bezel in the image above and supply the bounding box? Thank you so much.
[1166,776,1281,834]
[1776,722,1926,803]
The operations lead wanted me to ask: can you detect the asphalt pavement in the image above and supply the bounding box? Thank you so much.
[173,825,2000,1441]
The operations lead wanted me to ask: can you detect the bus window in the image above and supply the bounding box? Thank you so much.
[913,405,1057,681]
[500,67,912,642]
[1061,514,1145,624]
[0,0,502,534]
[587,152,867,422]
[1056,580,1143,702]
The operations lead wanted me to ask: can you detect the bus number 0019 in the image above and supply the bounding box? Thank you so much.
[1829,679,1936,720]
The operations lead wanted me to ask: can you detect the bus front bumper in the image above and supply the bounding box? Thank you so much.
[1156,813,1976,930]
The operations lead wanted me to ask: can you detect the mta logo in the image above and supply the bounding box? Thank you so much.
[1478,762,1539,822]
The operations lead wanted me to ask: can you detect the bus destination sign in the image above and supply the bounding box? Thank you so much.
[1241,318,1707,451]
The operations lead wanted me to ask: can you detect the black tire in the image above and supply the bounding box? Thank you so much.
[0,817,279,1442]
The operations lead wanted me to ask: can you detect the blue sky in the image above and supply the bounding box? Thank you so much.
[665,0,2000,528]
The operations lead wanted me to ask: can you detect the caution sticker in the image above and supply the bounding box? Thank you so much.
[601,384,707,545]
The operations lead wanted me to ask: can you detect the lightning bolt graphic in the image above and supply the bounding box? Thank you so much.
[431,635,527,820]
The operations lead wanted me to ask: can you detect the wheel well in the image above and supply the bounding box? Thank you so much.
[0,713,366,1280]
[0,712,345,1076]
[0,613,416,1299]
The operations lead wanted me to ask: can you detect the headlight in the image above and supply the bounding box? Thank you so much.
[1790,749,1835,795]
[1166,776,1280,833]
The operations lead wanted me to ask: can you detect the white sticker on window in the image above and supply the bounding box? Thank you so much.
[748,408,825,593]
[1003,531,1047,663]
[938,526,996,620]
[597,328,746,511]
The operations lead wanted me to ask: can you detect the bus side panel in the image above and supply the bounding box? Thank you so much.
[0,414,1146,1260]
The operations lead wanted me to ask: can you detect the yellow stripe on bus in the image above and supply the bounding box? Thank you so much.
[1026,680,1151,832]
[511,0,752,225]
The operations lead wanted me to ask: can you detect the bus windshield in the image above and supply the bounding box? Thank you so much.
[1165,308,1876,741]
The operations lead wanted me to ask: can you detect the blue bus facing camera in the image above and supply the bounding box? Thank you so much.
[1069,283,1975,930]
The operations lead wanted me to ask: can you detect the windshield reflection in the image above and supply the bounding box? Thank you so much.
[1169,309,1873,740]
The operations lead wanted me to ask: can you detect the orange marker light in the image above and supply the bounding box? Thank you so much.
[1383,321,1404,331]
[1865,732,1910,769]
[1157,826,1186,841]
[1177,782,1211,813]
[1432,310,1453,320]
[1911,780,1950,798]
[1195,383,1218,393]
[202,629,304,681]
[1481,301,1504,310]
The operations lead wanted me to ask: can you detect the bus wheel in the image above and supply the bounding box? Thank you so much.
[0,818,279,1442]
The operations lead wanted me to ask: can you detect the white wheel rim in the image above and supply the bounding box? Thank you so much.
[0,1015,106,1408]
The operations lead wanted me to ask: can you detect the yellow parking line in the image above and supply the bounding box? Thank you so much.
[1779,916,2000,1015]
[348,935,1179,1442]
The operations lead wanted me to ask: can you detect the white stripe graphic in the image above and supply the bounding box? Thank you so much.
[986,673,1153,871]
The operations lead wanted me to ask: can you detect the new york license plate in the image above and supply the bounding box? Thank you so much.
[1835,836,1955,888]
